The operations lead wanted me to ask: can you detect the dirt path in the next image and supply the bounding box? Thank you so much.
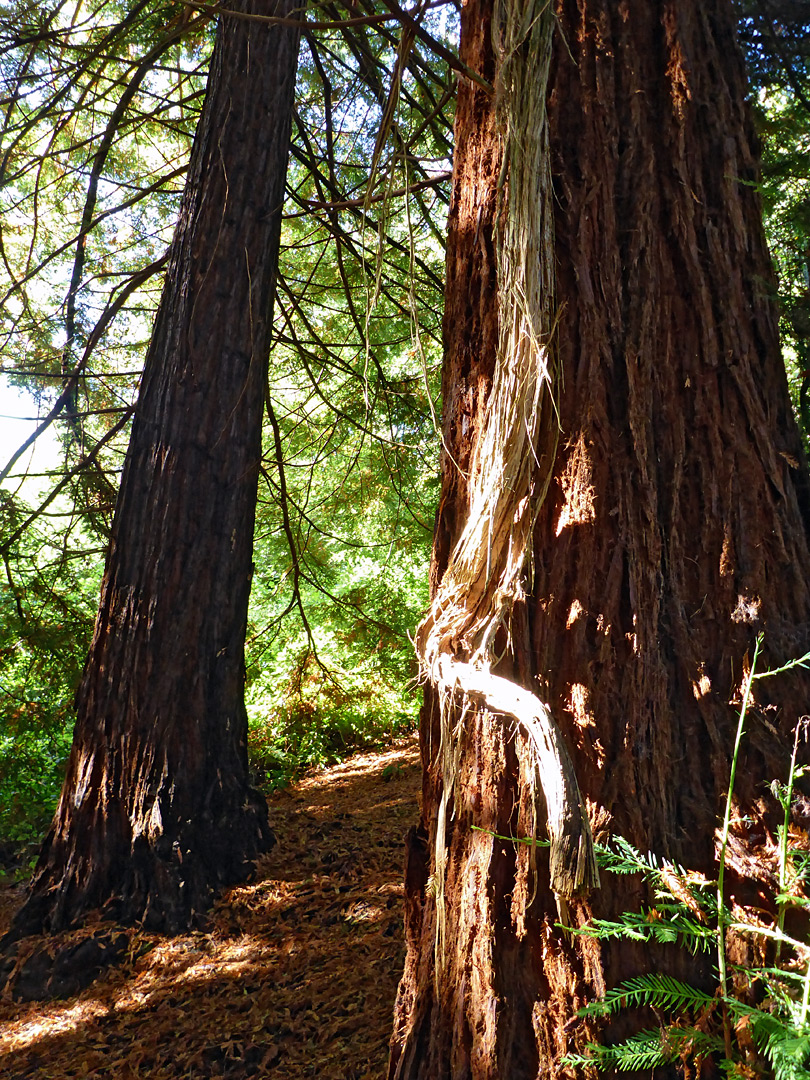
[0,736,420,1079]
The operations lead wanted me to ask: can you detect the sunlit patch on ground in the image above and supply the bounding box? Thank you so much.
[0,734,420,1079]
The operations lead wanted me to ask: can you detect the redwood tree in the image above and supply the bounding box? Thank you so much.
[9,0,301,937]
[389,0,810,1075]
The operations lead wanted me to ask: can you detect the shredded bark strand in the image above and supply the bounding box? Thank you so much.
[415,0,598,975]
[434,655,599,896]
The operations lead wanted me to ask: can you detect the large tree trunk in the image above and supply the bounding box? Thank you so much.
[389,0,810,1076]
[9,0,301,938]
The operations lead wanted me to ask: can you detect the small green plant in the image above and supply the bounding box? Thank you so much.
[245,648,418,791]
[561,636,810,1079]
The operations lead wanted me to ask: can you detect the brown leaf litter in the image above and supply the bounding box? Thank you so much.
[0,735,421,1079]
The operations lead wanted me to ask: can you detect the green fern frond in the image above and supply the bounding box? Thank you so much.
[565,1024,727,1074]
[598,837,716,905]
[776,892,810,911]
[579,973,715,1018]
[595,836,658,876]
[766,1029,810,1080]
[562,1029,674,1072]
[569,909,715,952]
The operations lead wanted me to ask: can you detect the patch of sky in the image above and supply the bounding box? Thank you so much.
[0,376,63,497]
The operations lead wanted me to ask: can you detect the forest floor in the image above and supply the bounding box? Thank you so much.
[0,735,421,1079]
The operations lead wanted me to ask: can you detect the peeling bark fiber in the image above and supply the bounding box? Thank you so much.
[389,0,810,1077]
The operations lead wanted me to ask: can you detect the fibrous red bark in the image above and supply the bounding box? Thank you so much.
[7,0,301,940]
[389,0,810,1076]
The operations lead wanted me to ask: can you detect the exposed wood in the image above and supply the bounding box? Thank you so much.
[432,655,598,897]
[412,0,592,907]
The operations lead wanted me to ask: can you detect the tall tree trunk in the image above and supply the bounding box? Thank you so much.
[9,0,301,937]
[389,0,810,1076]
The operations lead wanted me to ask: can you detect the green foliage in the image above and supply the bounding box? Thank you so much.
[576,973,715,1019]
[564,1025,723,1074]
[736,1,810,441]
[0,0,449,831]
[574,840,719,957]
[567,905,717,955]
[0,490,99,847]
[245,510,431,785]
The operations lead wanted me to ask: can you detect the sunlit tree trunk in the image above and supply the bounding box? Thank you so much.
[389,0,810,1075]
[9,0,301,937]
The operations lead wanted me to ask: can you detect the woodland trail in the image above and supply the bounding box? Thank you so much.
[0,736,421,1079]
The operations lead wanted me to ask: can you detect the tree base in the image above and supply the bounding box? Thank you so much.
[3,786,274,953]
[0,794,274,1000]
